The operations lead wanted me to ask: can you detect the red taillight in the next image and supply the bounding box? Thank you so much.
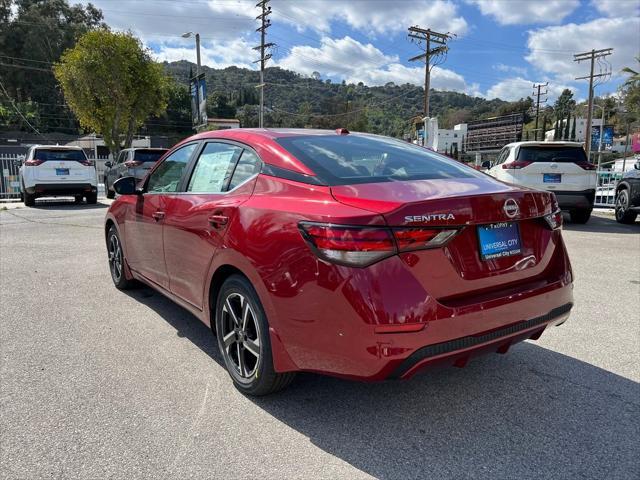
[299,223,458,267]
[80,159,94,166]
[125,160,143,168]
[393,228,458,252]
[502,160,531,169]
[25,159,44,166]
[574,161,596,170]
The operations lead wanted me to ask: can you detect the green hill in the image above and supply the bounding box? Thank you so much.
[157,61,531,139]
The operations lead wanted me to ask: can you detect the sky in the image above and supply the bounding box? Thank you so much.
[82,0,639,103]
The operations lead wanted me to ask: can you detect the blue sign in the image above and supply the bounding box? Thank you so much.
[477,222,522,260]
[591,125,614,150]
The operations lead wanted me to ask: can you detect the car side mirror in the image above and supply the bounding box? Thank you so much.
[634,161,640,170]
[104,161,113,168]
[481,160,491,169]
[113,176,139,195]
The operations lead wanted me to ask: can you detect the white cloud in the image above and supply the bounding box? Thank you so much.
[591,0,640,17]
[209,0,468,35]
[485,77,573,101]
[276,36,477,94]
[468,0,579,25]
[494,64,528,76]
[526,17,640,82]
[153,38,257,70]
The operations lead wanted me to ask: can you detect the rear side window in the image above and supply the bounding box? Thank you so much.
[33,149,87,162]
[134,150,166,162]
[517,146,587,163]
[228,150,261,190]
[276,134,482,185]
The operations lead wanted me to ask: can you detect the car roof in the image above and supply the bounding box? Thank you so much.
[32,145,84,150]
[122,147,168,151]
[505,141,584,148]
[190,128,352,142]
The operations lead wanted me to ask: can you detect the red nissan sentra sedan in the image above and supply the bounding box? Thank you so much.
[105,129,573,395]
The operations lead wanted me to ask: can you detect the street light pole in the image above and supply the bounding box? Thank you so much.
[182,32,201,77]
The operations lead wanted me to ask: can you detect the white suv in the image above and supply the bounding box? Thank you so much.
[485,141,597,223]
[19,145,98,206]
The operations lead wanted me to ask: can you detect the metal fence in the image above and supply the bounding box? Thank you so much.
[595,171,623,208]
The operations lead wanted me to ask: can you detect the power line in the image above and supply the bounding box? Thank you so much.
[532,82,548,141]
[574,48,613,158]
[407,26,454,118]
[0,79,46,138]
[254,0,275,128]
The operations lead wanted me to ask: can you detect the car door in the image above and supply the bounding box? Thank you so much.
[163,142,262,309]
[107,151,123,187]
[488,147,510,179]
[124,143,198,289]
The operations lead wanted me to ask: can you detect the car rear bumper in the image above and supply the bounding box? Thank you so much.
[554,189,595,210]
[25,183,97,196]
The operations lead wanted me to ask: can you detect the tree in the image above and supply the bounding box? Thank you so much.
[620,56,640,121]
[54,30,168,157]
[564,111,571,140]
[0,0,104,133]
[570,116,576,140]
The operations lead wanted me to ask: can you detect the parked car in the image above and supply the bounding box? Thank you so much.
[18,145,98,206]
[614,160,640,224]
[484,141,597,223]
[103,148,168,199]
[105,129,574,395]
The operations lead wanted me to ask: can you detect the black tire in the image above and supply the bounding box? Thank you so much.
[215,275,295,396]
[570,208,592,224]
[105,180,115,199]
[615,189,637,224]
[23,191,36,207]
[107,226,136,290]
[86,192,98,204]
[74,195,83,204]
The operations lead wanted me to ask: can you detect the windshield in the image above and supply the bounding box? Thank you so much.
[34,149,87,162]
[134,149,166,163]
[517,146,587,163]
[276,134,481,185]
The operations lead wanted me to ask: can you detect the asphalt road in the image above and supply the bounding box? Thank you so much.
[1,201,638,480]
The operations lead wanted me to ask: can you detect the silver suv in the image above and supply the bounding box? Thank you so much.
[103,148,167,199]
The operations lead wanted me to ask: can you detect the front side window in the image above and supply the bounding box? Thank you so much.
[147,143,197,193]
[276,134,483,186]
[187,142,242,193]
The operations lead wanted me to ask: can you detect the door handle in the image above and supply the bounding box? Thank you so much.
[152,211,165,221]
[208,214,229,228]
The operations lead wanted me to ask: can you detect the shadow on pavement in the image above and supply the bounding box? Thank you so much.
[563,212,639,234]
[125,285,640,480]
[30,199,109,210]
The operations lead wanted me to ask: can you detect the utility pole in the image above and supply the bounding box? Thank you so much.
[254,0,275,128]
[574,48,613,160]
[532,82,548,141]
[407,26,453,118]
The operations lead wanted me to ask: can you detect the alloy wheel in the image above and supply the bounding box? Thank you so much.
[615,191,628,221]
[108,234,123,282]
[220,292,261,380]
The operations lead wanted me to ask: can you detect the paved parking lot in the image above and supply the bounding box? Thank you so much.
[1,201,638,480]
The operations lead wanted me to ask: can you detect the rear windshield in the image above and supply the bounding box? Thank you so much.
[134,149,166,162]
[34,149,87,162]
[276,134,481,185]
[517,146,587,163]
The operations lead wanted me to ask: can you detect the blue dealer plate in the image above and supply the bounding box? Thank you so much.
[477,222,522,261]
[543,173,561,183]
[55,168,69,176]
